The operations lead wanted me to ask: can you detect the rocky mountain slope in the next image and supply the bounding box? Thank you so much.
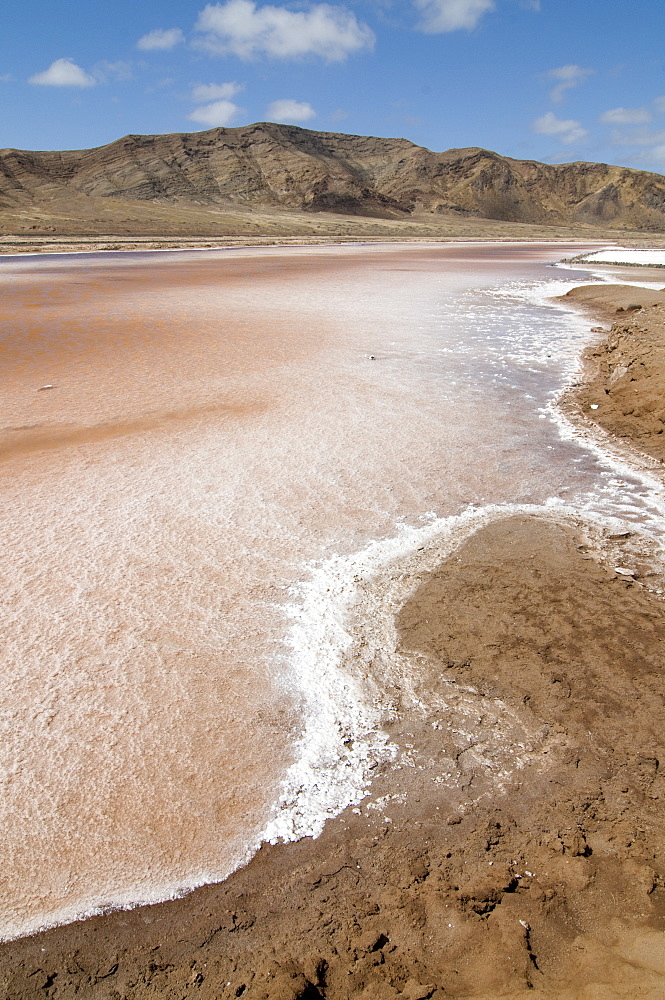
[2,121,665,234]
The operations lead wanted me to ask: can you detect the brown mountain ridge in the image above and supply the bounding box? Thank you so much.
[2,121,665,236]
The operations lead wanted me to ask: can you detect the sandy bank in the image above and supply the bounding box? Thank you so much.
[560,284,665,463]
[2,513,665,999]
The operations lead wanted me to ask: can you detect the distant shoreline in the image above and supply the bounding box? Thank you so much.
[1,226,665,258]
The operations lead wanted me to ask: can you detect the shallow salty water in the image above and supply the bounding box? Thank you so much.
[1,240,663,940]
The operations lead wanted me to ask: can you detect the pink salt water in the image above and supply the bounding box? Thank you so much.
[1,241,660,940]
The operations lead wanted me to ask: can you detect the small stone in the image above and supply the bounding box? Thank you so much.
[400,979,438,1000]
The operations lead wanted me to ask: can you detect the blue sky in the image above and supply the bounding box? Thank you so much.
[2,0,665,172]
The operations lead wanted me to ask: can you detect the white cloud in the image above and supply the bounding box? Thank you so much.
[608,127,665,148]
[547,64,593,104]
[194,0,374,61]
[137,27,185,51]
[645,144,665,167]
[93,60,132,83]
[0,73,12,82]
[266,98,316,122]
[29,58,96,88]
[188,99,242,126]
[415,0,494,33]
[654,96,665,115]
[600,106,651,126]
[191,81,242,102]
[532,111,587,145]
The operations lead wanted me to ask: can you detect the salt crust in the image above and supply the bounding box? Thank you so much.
[10,244,665,941]
[574,248,665,267]
[260,252,665,853]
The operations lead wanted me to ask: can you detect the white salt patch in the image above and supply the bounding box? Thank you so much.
[263,505,534,845]
[262,493,644,847]
[575,249,665,267]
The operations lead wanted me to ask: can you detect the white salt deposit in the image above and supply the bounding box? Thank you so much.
[574,248,665,267]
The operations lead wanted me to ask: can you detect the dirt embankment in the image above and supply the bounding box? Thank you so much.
[3,515,665,999]
[561,283,665,462]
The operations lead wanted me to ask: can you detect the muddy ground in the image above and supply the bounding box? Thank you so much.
[562,283,665,464]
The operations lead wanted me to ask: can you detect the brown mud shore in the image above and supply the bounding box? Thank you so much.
[560,283,665,464]
[3,286,665,999]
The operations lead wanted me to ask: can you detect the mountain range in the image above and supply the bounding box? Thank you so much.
[2,122,664,235]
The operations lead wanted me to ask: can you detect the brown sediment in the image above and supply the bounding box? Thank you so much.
[559,282,665,317]
[560,284,665,463]
[3,513,665,999]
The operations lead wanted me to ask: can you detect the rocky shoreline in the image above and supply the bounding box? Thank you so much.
[2,284,665,999]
